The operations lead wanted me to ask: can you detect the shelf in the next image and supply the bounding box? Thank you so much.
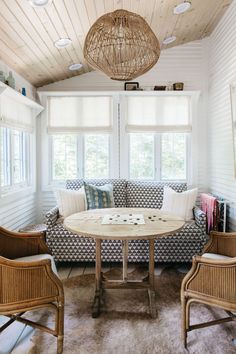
[38,90,200,99]
[0,81,44,116]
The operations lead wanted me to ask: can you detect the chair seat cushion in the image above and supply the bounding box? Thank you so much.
[202,252,232,260]
[15,254,58,275]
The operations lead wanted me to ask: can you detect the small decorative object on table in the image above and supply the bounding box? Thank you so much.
[19,223,47,237]
[124,82,139,91]
[102,213,145,225]
[173,82,184,90]
[22,87,26,96]
[154,85,166,91]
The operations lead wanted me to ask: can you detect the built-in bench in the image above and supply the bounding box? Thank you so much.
[45,179,206,263]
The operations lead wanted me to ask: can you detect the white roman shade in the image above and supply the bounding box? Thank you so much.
[0,95,34,132]
[48,96,113,133]
[126,96,191,132]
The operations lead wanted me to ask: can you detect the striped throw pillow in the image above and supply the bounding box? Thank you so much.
[83,182,115,210]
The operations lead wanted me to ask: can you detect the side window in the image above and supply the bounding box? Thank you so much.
[0,127,30,192]
[0,127,11,187]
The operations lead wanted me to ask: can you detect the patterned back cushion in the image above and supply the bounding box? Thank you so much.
[83,182,115,209]
[66,179,127,207]
[126,181,187,209]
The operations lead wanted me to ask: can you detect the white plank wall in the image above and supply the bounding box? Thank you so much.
[38,40,209,220]
[0,194,37,230]
[39,40,209,93]
[0,59,38,231]
[208,0,236,231]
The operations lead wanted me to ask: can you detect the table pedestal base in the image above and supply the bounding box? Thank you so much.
[92,239,157,319]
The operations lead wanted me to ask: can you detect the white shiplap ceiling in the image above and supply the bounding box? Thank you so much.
[0,0,232,87]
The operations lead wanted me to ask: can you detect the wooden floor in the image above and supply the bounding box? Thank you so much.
[0,261,182,354]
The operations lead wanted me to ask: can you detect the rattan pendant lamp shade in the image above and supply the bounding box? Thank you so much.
[83,9,160,81]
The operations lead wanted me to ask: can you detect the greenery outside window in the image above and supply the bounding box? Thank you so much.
[0,127,30,193]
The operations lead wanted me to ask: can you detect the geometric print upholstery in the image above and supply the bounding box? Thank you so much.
[45,180,207,263]
[127,180,187,209]
[66,179,127,207]
[45,218,206,263]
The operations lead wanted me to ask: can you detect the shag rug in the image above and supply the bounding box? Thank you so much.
[28,266,236,354]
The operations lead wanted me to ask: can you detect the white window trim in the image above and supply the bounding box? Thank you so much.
[40,94,120,191]
[39,91,200,190]
[0,128,34,198]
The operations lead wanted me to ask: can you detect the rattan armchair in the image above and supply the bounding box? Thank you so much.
[0,226,64,354]
[181,231,236,348]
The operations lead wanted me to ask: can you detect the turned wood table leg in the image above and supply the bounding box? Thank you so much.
[92,238,102,318]
[123,240,129,282]
[148,239,157,319]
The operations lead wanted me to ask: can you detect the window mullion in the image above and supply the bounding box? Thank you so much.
[78,134,84,179]
[155,134,161,180]
[10,130,14,187]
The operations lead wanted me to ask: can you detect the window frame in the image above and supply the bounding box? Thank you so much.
[40,91,199,190]
[0,127,32,196]
[49,133,114,184]
[44,93,119,187]
[127,132,190,181]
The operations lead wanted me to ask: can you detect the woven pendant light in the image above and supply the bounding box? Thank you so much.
[83,9,160,81]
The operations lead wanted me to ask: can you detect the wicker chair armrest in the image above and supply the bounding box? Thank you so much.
[0,256,63,308]
[0,227,50,259]
[203,231,236,256]
[181,255,236,303]
[45,207,59,230]
[193,207,206,234]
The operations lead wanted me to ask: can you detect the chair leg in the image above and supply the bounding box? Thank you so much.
[57,302,64,354]
[182,297,190,349]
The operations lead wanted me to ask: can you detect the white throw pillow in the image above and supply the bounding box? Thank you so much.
[161,186,198,221]
[54,188,86,218]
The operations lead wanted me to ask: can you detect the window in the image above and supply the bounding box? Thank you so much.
[51,135,77,181]
[129,133,187,180]
[84,134,110,179]
[161,133,187,180]
[0,127,30,192]
[12,130,28,184]
[50,133,110,181]
[45,93,194,185]
[48,96,113,182]
[129,133,154,179]
[126,95,190,181]
[0,127,10,187]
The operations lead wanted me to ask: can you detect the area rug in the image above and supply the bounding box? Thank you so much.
[28,266,236,354]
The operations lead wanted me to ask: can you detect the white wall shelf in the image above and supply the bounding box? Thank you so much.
[38,90,200,97]
[0,81,44,117]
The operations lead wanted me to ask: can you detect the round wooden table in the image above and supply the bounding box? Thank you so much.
[64,208,185,318]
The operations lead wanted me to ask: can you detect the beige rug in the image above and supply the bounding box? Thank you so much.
[28,266,236,354]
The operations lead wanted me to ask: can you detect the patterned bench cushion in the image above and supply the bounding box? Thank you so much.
[47,220,205,263]
[126,181,187,208]
[66,179,127,208]
[45,179,206,263]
